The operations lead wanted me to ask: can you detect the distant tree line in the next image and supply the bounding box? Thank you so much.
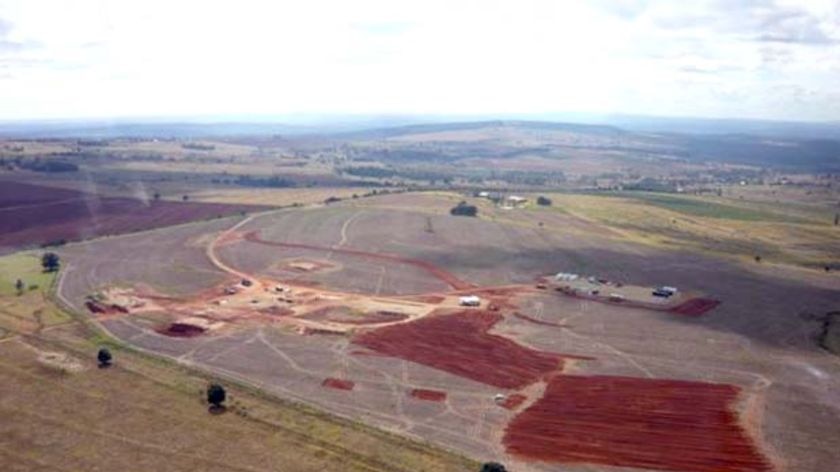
[182,142,216,151]
[0,157,79,173]
[233,175,297,188]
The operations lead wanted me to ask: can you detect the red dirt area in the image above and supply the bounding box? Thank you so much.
[503,375,771,472]
[512,311,565,327]
[85,299,129,315]
[353,310,564,389]
[410,388,447,402]
[322,378,355,391]
[403,294,445,304]
[258,306,293,317]
[499,393,527,410]
[157,323,206,338]
[670,298,722,316]
[0,182,269,254]
[244,231,474,290]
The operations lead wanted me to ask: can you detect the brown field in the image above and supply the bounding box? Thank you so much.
[47,191,840,471]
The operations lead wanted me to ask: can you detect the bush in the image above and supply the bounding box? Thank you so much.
[450,201,478,217]
[536,196,552,206]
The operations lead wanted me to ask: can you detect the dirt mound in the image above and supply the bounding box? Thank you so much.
[410,388,447,402]
[354,310,564,389]
[503,375,770,472]
[499,393,527,410]
[670,298,721,316]
[85,299,129,315]
[157,322,206,337]
[322,378,355,390]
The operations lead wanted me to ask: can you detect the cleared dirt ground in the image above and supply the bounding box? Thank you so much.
[55,192,840,472]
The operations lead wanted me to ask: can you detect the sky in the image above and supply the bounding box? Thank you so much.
[0,0,838,122]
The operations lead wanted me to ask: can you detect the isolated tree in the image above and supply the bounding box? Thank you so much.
[182,194,189,201]
[754,255,762,263]
[480,462,507,472]
[153,192,161,201]
[207,383,227,408]
[15,278,24,295]
[536,196,552,206]
[41,252,60,272]
[450,201,478,217]
[97,348,112,368]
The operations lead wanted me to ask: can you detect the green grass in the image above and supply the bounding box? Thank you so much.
[619,192,804,222]
[0,252,57,296]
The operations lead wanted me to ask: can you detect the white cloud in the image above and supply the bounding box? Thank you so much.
[0,0,837,121]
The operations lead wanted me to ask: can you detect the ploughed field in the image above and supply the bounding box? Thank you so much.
[55,192,840,472]
[0,181,270,254]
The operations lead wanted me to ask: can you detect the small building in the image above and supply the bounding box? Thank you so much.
[459,295,481,307]
[555,272,579,282]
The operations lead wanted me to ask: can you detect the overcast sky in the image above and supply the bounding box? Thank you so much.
[0,0,838,121]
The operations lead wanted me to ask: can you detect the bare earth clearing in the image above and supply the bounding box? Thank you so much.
[56,192,840,472]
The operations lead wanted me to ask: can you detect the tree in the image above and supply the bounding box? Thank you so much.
[450,201,478,217]
[835,213,839,226]
[754,255,762,263]
[536,196,552,206]
[182,195,189,201]
[153,192,161,201]
[15,279,24,295]
[41,252,60,272]
[97,348,112,368]
[480,462,507,472]
[207,383,227,409]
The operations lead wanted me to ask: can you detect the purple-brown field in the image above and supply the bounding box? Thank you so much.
[0,181,270,254]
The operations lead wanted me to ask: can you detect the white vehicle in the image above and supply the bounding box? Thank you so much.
[459,295,481,307]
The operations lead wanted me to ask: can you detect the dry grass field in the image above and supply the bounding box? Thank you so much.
[187,187,375,206]
[529,191,840,271]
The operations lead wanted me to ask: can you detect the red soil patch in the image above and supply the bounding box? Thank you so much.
[503,375,771,472]
[157,322,206,338]
[499,393,527,410]
[353,310,563,389]
[244,231,474,290]
[403,294,445,304]
[258,306,294,317]
[0,182,269,254]
[322,378,355,391]
[85,299,129,315]
[670,298,722,316]
[512,311,565,327]
[410,388,447,402]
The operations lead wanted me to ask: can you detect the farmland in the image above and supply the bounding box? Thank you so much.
[0,181,271,254]
[1,120,840,472]
[50,192,840,472]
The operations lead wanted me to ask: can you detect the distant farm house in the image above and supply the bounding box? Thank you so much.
[504,195,528,208]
